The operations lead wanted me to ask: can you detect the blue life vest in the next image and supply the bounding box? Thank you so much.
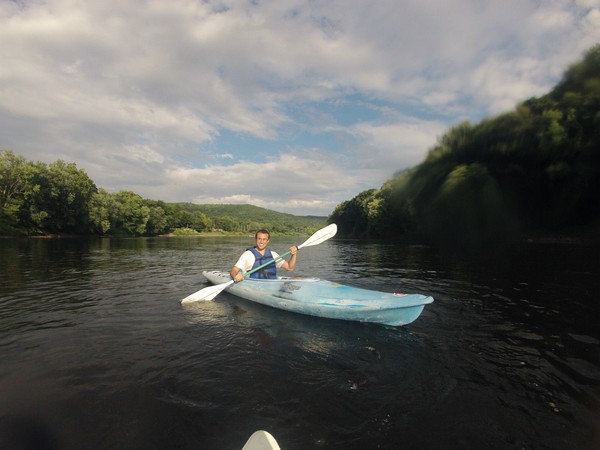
[247,246,277,279]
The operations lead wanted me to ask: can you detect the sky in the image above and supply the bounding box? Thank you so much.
[1,0,599,216]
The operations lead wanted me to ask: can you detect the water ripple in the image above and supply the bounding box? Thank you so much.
[1,237,599,449]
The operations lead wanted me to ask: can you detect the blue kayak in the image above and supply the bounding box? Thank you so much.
[202,270,433,326]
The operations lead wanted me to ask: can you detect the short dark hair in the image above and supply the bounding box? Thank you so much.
[255,229,271,240]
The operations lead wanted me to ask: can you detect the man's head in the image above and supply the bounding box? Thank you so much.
[255,229,270,250]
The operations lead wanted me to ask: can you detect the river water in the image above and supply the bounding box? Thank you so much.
[0,236,599,449]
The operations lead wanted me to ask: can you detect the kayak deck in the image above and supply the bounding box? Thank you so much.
[202,270,433,326]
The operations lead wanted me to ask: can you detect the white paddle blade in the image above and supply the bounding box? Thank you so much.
[180,280,233,303]
[299,223,337,249]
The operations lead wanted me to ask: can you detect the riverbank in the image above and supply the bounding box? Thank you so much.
[3,223,598,243]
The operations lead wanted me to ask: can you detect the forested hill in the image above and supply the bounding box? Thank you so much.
[329,43,600,246]
[173,203,326,234]
[0,151,326,236]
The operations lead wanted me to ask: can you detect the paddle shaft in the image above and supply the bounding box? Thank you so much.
[238,248,293,280]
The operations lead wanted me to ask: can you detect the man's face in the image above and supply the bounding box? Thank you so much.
[255,232,270,250]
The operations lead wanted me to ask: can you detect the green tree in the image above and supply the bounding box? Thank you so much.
[146,206,168,235]
[27,160,97,233]
[112,191,149,235]
[89,188,115,234]
[0,150,39,232]
[0,150,30,210]
[328,189,379,237]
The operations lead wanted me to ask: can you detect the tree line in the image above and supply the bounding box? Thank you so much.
[0,152,325,236]
[329,43,600,246]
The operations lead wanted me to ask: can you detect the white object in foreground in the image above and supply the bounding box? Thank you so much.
[242,430,280,450]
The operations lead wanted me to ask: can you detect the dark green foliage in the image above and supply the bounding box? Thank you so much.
[328,189,377,237]
[0,151,36,234]
[423,163,519,248]
[32,160,97,233]
[0,152,97,234]
[329,44,600,243]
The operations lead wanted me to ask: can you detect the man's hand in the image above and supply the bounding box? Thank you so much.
[233,272,244,282]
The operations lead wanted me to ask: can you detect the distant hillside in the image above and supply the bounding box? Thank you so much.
[173,203,327,234]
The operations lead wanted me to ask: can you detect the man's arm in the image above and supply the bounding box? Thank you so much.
[280,245,299,272]
[230,265,244,282]
[230,251,253,282]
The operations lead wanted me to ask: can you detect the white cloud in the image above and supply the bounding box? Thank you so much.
[156,153,357,215]
[576,0,600,8]
[1,0,598,215]
[347,119,447,172]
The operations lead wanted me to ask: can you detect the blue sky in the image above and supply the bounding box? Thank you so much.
[1,0,599,216]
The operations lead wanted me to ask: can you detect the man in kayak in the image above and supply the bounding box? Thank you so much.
[230,229,298,282]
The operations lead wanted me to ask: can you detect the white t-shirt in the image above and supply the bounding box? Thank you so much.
[234,249,285,273]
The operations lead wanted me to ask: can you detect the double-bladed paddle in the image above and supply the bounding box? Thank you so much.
[180,223,337,304]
